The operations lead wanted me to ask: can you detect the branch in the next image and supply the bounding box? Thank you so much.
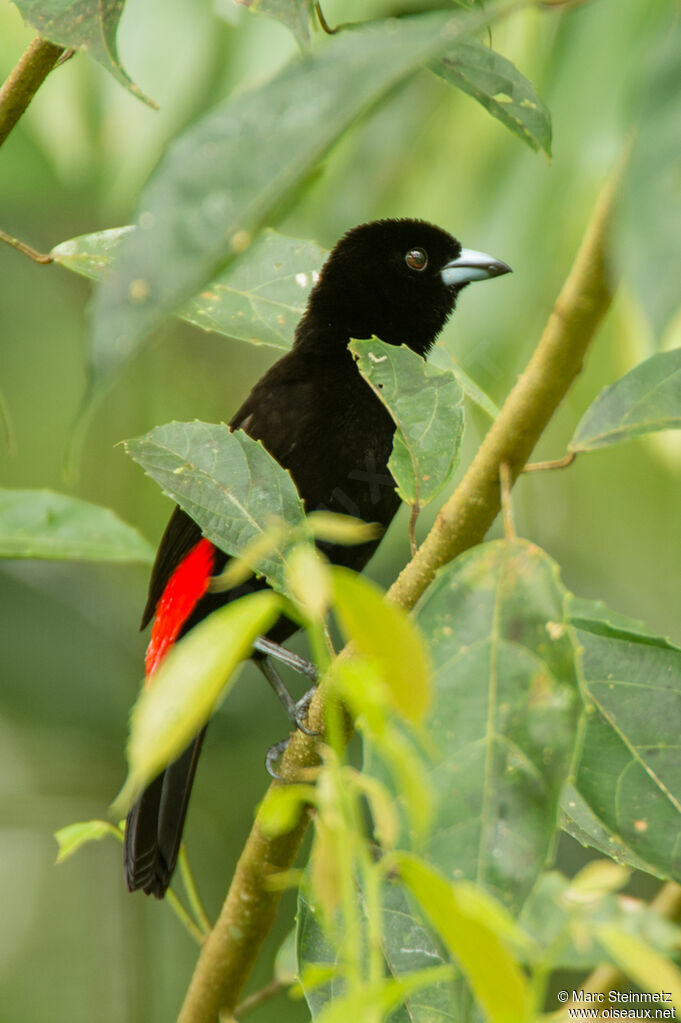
[176,167,620,1023]
[0,35,65,149]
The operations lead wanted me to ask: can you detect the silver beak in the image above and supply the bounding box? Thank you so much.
[441,248,512,287]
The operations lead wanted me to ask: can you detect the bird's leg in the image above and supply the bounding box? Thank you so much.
[265,738,290,780]
[253,636,318,680]
[256,657,318,736]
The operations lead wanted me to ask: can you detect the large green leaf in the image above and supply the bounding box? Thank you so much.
[53,227,325,351]
[86,4,512,393]
[0,489,153,562]
[350,338,464,509]
[114,590,281,812]
[297,883,455,1020]
[412,539,581,910]
[124,421,306,592]
[431,38,551,155]
[570,348,681,452]
[235,0,314,44]
[566,617,681,884]
[12,0,153,106]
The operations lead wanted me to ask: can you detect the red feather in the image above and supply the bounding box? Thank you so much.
[144,538,216,680]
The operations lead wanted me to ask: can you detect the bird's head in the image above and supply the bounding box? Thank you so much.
[296,218,511,357]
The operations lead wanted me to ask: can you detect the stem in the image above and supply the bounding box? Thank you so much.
[0,227,53,264]
[232,978,286,1019]
[408,504,419,557]
[499,462,516,539]
[176,166,621,1023]
[166,889,207,946]
[179,845,213,935]
[0,35,65,149]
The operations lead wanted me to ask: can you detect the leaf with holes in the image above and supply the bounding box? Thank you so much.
[53,227,326,351]
[412,538,581,910]
[13,0,154,106]
[124,420,306,591]
[350,337,464,509]
[431,38,551,155]
[567,616,681,884]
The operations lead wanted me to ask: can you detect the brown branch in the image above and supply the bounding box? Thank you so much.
[0,227,53,264]
[0,35,65,149]
[176,166,621,1023]
[524,451,577,472]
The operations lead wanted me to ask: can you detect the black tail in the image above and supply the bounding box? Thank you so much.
[124,728,207,898]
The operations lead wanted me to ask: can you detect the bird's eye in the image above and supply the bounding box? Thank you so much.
[405,248,428,271]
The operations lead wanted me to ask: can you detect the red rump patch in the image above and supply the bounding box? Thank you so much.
[144,538,216,681]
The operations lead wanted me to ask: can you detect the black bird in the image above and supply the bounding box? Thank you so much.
[124,218,510,897]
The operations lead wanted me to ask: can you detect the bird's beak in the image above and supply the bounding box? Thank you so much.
[440,248,512,287]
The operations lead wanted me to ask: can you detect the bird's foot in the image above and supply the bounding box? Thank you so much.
[265,738,290,780]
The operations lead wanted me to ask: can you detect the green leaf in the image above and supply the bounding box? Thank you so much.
[333,567,431,723]
[55,819,123,863]
[431,38,551,155]
[296,884,455,1020]
[235,0,314,44]
[87,4,513,393]
[570,348,681,452]
[114,590,281,813]
[398,855,531,1023]
[53,227,326,351]
[616,17,681,336]
[569,618,681,884]
[350,338,464,508]
[413,538,581,909]
[0,489,153,562]
[12,0,154,107]
[124,421,306,592]
[562,785,660,876]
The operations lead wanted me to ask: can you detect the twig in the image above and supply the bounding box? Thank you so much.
[523,451,577,472]
[175,160,623,1023]
[233,978,286,1019]
[0,35,65,149]
[0,227,53,264]
[179,844,213,935]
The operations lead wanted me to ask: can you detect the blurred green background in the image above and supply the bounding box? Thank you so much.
[1,0,679,1019]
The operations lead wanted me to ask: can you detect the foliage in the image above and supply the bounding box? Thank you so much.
[2,0,681,1021]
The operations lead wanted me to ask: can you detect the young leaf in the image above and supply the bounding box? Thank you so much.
[124,421,306,592]
[596,924,681,1011]
[87,4,513,393]
[55,820,123,863]
[13,0,154,107]
[332,567,431,723]
[114,590,281,813]
[570,348,681,452]
[570,618,681,884]
[52,227,326,351]
[398,855,531,1023]
[431,38,551,155]
[0,489,153,562]
[235,0,314,45]
[350,338,464,509]
[413,538,581,910]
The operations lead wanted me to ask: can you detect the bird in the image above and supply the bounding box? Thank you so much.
[123,217,511,897]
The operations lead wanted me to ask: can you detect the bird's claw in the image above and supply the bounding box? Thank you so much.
[265,738,290,780]
[292,686,321,737]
